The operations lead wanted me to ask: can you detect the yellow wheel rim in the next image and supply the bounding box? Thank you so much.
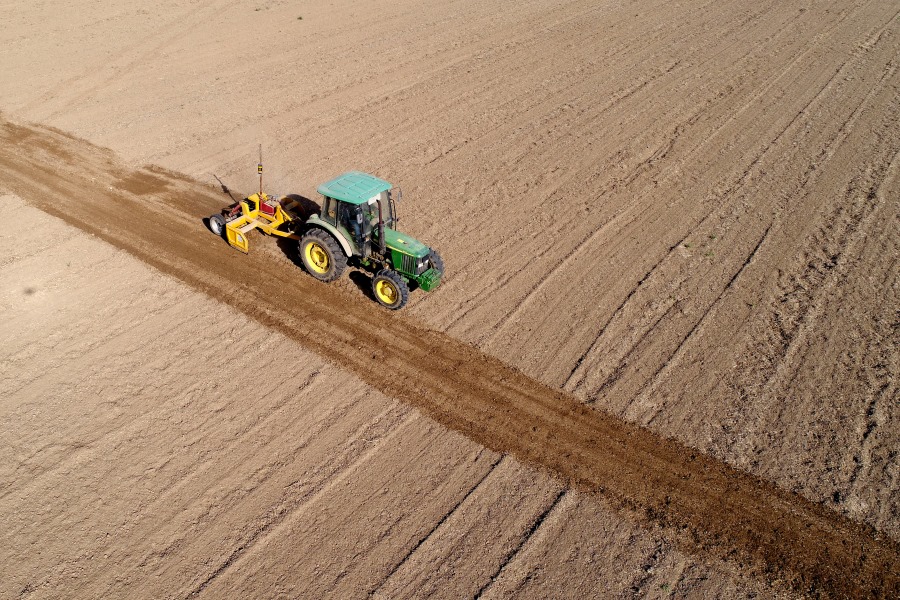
[305,241,329,274]
[375,279,399,305]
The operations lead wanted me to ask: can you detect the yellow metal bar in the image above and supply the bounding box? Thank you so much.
[225,226,250,253]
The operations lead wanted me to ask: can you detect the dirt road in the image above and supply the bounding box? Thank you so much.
[1,116,896,597]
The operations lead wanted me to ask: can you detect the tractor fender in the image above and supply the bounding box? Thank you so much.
[304,216,353,256]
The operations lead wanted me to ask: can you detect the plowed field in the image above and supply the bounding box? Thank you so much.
[1,0,898,597]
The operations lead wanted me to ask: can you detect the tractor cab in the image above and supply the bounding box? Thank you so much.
[298,171,441,309]
[315,171,398,258]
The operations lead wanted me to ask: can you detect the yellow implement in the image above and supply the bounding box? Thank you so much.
[211,192,303,254]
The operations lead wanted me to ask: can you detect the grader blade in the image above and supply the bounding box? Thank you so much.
[225,220,253,253]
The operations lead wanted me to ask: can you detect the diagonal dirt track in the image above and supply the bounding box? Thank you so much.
[1,117,897,598]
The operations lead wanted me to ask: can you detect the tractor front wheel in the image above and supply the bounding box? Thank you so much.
[299,229,347,282]
[428,249,444,275]
[209,213,226,237]
[372,269,409,310]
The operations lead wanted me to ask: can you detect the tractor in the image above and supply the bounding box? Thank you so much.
[208,171,443,310]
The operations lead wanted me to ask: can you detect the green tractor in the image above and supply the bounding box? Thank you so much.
[299,171,443,310]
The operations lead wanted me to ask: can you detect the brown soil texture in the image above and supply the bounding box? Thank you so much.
[2,0,899,597]
[3,200,782,599]
[1,114,897,597]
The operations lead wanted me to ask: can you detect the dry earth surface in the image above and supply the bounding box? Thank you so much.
[1,0,899,598]
[1,200,779,599]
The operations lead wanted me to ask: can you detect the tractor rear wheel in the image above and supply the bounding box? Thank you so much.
[209,213,226,237]
[372,269,409,310]
[428,249,444,275]
[299,229,347,282]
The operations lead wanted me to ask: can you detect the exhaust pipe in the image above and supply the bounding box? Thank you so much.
[377,199,386,255]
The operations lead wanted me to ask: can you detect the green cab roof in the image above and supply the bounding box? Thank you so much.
[317,171,392,205]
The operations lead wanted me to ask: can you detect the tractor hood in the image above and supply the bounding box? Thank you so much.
[384,228,429,258]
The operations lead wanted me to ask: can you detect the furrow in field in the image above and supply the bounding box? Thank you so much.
[420,1,856,370]
[181,412,423,599]
[478,0,893,388]
[471,490,567,600]
[369,459,564,600]
[717,143,900,537]
[36,1,246,121]
[430,0,800,330]
[366,451,505,598]
[0,220,423,597]
[196,418,500,598]
[479,493,766,599]
[569,2,900,408]
[594,38,900,537]
[626,54,899,419]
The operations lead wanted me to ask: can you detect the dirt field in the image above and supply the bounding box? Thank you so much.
[1,0,898,597]
[2,200,781,598]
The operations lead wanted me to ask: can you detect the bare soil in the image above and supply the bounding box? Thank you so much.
[1,200,777,599]
[1,116,897,597]
[1,0,898,597]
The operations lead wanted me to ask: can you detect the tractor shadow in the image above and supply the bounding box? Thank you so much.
[272,193,321,265]
[200,216,219,236]
[348,271,377,302]
[283,194,321,219]
[276,236,303,268]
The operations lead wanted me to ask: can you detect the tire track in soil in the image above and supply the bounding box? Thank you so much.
[366,451,504,598]
[570,6,899,406]
[17,0,243,120]
[0,301,215,502]
[723,144,900,515]
[626,542,669,597]
[1,118,898,598]
[470,16,870,385]
[472,489,567,600]
[451,0,869,344]
[449,0,784,336]
[184,410,420,598]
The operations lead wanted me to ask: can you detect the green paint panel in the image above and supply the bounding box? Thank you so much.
[417,268,441,291]
[317,171,392,205]
[384,227,429,258]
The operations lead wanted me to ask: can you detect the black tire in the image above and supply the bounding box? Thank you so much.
[209,213,226,237]
[428,248,444,275]
[299,228,347,282]
[372,269,409,310]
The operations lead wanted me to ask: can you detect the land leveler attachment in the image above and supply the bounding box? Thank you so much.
[208,146,307,253]
[209,192,305,253]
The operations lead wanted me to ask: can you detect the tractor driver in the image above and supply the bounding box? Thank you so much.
[341,203,366,245]
[361,201,379,228]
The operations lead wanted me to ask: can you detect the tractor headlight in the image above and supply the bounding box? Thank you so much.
[417,258,427,274]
